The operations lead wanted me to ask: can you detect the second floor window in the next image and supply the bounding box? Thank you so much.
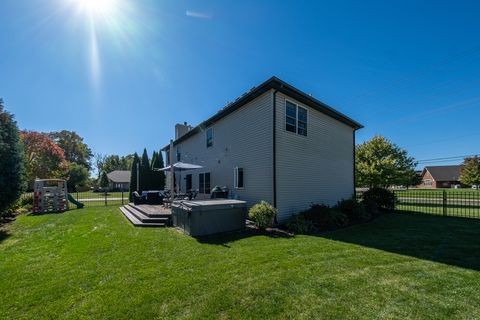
[285,100,307,136]
[206,127,214,148]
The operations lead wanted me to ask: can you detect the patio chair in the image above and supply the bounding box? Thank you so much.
[146,191,163,205]
[132,191,147,205]
[210,186,229,199]
[188,190,198,200]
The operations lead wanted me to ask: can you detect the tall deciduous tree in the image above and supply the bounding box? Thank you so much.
[129,153,140,201]
[95,153,134,179]
[460,156,480,188]
[20,131,69,188]
[356,135,417,188]
[0,99,25,215]
[48,130,93,169]
[67,163,90,192]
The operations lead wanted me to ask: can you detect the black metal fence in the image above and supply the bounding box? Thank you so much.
[393,190,480,219]
[21,191,129,208]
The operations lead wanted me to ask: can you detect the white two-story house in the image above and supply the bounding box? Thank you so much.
[161,77,363,222]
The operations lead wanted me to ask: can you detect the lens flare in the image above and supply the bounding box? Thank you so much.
[76,0,118,16]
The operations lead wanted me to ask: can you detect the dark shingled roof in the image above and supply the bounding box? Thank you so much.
[162,76,363,150]
[423,165,463,182]
[106,170,131,183]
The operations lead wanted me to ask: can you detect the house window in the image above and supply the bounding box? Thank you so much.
[185,174,192,191]
[285,100,307,136]
[423,179,433,186]
[206,127,214,148]
[199,172,211,194]
[285,101,297,133]
[234,167,244,189]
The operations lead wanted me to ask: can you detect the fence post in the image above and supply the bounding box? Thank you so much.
[121,191,124,205]
[76,191,79,201]
[104,191,107,207]
[443,190,447,216]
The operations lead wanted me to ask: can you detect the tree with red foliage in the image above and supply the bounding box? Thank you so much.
[20,131,69,188]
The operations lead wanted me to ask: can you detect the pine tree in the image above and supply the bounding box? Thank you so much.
[150,150,166,190]
[140,148,150,191]
[0,99,25,216]
[128,153,140,201]
[99,171,109,190]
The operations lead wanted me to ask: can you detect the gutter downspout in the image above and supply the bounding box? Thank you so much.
[273,90,278,223]
[353,130,356,197]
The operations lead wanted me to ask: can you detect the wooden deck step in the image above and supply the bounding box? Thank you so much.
[119,206,169,227]
[126,203,171,218]
[125,205,170,224]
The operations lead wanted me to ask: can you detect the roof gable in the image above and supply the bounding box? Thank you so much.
[424,165,463,181]
[106,170,131,183]
[162,76,363,150]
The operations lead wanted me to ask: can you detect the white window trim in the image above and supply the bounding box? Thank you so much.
[234,167,244,190]
[206,127,214,148]
[284,99,308,137]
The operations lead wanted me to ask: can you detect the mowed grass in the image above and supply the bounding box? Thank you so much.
[1,208,480,319]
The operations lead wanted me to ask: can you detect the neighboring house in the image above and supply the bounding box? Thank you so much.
[418,165,463,188]
[161,76,363,222]
[106,170,131,191]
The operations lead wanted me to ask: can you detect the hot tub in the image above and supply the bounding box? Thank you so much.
[171,199,247,236]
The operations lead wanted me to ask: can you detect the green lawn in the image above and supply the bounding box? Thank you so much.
[1,208,480,319]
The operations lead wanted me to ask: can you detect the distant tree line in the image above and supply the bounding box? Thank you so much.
[0,98,170,217]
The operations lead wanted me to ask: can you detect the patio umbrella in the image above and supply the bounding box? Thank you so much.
[156,162,203,172]
[155,162,203,194]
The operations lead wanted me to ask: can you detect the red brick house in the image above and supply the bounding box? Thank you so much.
[418,165,463,188]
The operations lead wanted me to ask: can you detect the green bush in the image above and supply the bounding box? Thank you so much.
[285,214,316,234]
[248,201,277,229]
[301,204,348,231]
[362,198,379,216]
[335,198,370,222]
[18,194,33,211]
[362,187,396,212]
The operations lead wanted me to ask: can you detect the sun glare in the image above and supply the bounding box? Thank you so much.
[66,0,144,90]
[76,0,118,16]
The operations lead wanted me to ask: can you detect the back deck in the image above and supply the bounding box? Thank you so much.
[120,203,171,227]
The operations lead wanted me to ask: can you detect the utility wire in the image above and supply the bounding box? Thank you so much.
[416,154,480,164]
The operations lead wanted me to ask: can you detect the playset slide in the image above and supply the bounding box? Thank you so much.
[67,194,85,209]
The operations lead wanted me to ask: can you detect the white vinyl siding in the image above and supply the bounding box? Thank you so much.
[275,93,355,222]
[170,91,274,206]
[165,88,356,221]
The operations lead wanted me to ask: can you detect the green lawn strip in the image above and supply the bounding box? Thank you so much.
[1,208,479,319]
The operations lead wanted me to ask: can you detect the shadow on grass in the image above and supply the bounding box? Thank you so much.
[195,212,480,271]
[195,227,293,247]
[0,229,10,244]
[321,212,480,271]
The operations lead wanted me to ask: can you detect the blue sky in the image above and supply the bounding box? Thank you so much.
[1,0,479,167]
